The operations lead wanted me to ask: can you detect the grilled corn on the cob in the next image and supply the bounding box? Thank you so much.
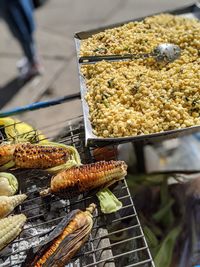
[42,160,127,198]
[0,214,27,251]
[0,194,27,218]
[23,204,96,267]
[14,143,69,169]
[0,142,80,171]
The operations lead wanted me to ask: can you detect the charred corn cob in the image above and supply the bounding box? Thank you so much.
[0,142,80,171]
[14,143,69,169]
[42,160,127,198]
[0,194,27,218]
[0,214,27,251]
[23,204,96,267]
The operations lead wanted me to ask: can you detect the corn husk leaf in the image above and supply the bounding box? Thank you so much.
[153,198,175,223]
[143,225,159,248]
[96,188,122,214]
[154,225,181,267]
[0,161,15,172]
[0,117,47,144]
[143,225,160,257]
[0,172,18,196]
[153,179,175,228]
[44,142,81,173]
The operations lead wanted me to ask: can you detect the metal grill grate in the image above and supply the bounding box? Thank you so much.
[0,116,155,267]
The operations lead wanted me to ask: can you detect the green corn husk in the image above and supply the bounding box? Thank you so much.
[96,188,122,214]
[143,225,159,249]
[44,142,81,173]
[0,214,27,251]
[153,179,175,229]
[153,199,175,223]
[0,117,47,144]
[154,226,181,267]
[0,194,27,218]
[0,161,15,172]
[0,172,18,196]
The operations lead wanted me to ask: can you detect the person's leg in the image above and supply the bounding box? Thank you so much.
[1,0,43,79]
[2,0,36,64]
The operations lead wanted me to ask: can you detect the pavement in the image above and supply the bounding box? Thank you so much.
[0,0,195,132]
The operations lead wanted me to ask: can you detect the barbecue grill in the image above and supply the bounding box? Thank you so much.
[0,116,155,267]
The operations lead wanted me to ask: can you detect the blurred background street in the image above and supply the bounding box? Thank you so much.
[0,0,194,129]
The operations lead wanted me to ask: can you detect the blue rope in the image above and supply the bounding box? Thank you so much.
[0,93,80,118]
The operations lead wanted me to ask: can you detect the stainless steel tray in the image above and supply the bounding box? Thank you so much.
[74,3,200,146]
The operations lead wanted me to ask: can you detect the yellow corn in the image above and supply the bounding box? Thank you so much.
[0,214,26,251]
[49,160,127,198]
[14,143,69,169]
[0,194,27,218]
[0,142,80,171]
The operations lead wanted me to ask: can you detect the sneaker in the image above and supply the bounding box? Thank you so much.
[18,60,44,81]
[17,57,29,74]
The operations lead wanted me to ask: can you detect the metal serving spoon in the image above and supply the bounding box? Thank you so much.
[79,43,181,64]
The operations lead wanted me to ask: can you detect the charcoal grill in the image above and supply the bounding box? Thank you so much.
[0,116,155,267]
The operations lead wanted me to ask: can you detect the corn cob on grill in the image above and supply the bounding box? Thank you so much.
[44,160,127,198]
[0,142,80,170]
[23,204,96,267]
[0,194,27,218]
[0,214,27,251]
[14,143,69,169]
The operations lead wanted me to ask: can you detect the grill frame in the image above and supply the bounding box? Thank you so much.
[0,116,155,267]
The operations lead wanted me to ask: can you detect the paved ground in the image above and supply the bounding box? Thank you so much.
[0,0,195,132]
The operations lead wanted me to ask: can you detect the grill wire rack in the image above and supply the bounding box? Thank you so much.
[0,115,155,267]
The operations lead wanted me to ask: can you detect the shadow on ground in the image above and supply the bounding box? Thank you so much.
[0,77,29,109]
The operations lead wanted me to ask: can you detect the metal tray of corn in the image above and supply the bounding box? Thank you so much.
[74,3,200,146]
